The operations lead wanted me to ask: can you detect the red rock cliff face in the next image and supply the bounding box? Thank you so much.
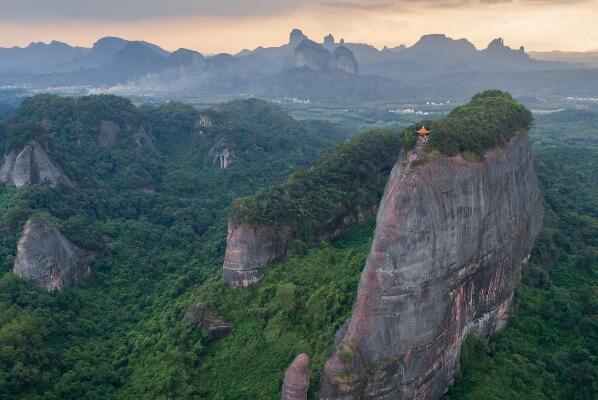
[222,223,293,288]
[222,206,377,288]
[319,133,543,399]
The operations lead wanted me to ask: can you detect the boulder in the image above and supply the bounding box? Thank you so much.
[13,218,90,291]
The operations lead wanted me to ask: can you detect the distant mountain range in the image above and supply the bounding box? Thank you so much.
[1,29,597,105]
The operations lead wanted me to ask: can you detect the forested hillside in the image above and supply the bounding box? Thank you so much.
[0,94,346,399]
[0,93,595,400]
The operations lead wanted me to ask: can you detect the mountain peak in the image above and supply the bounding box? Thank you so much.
[324,33,335,50]
[289,28,308,46]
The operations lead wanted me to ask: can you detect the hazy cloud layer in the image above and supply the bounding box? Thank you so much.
[1,0,591,21]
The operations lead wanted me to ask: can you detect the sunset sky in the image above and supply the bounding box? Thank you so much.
[1,0,597,53]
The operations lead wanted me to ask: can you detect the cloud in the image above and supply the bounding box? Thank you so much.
[0,0,304,21]
[0,0,591,21]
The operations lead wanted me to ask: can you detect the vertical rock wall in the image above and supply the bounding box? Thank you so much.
[320,133,543,399]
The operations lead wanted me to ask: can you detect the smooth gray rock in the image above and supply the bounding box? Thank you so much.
[13,218,90,291]
[0,141,71,187]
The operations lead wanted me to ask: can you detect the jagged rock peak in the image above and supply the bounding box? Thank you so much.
[281,353,310,400]
[184,302,232,341]
[289,29,308,46]
[13,218,90,291]
[333,45,359,74]
[0,141,71,188]
[486,37,525,53]
[323,33,335,50]
[320,132,543,399]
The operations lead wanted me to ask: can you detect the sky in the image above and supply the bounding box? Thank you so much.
[0,0,597,53]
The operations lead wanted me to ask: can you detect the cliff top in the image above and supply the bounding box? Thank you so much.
[229,129,401,227]
[401,90,532,158]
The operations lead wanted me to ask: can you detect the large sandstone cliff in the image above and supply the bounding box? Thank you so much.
[222,206,377,288]
[0,141,71,187]
[13,218,90,291]
[319,132,543,399]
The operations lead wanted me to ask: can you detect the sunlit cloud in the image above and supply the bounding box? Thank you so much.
[0,0,597,52]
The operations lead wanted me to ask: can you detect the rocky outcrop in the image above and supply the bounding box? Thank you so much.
[222,206,377,288]
[222,223,293,288]
[184,302,232,341]
[320,132,543,399]
[208,138,234,170]
[0,141,71,187]
[281,353,311,400]
[132,125,155,152]
[295,39,333,72]
[333,46,359,74]
[289,29,308,47]
[323,34,335,51]
[13,218,90,291]
[295,40,359,74]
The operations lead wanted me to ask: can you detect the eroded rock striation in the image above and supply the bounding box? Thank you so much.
[13,218,90,290]
[0,141,71,187]
[281,353,311,400]
[320,132,543,399]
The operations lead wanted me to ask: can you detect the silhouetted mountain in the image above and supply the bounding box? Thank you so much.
[0,41,88,73]
[0,29,595,105]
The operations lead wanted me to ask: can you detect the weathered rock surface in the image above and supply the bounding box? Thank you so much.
[184,302,232,341]
[13,218,90,291]
[320,133,543,399]
[281,353,311,400]
[222,206,377,288]
[295,39,333,72]
[295,40,359,74]
[0,141,71,187]
[222,223,293,288]
[333,46,359,74]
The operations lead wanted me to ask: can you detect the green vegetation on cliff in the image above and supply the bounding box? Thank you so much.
[229,129,401,239]
[401,90,532,157]
[0,92,595,400]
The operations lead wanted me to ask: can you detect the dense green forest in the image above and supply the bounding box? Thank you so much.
[0,92,596,400]
[401,90,532,158]
[229,129,400,242]
[0,94,348,399]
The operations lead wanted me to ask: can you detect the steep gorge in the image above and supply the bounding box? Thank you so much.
[319,131,543,399]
